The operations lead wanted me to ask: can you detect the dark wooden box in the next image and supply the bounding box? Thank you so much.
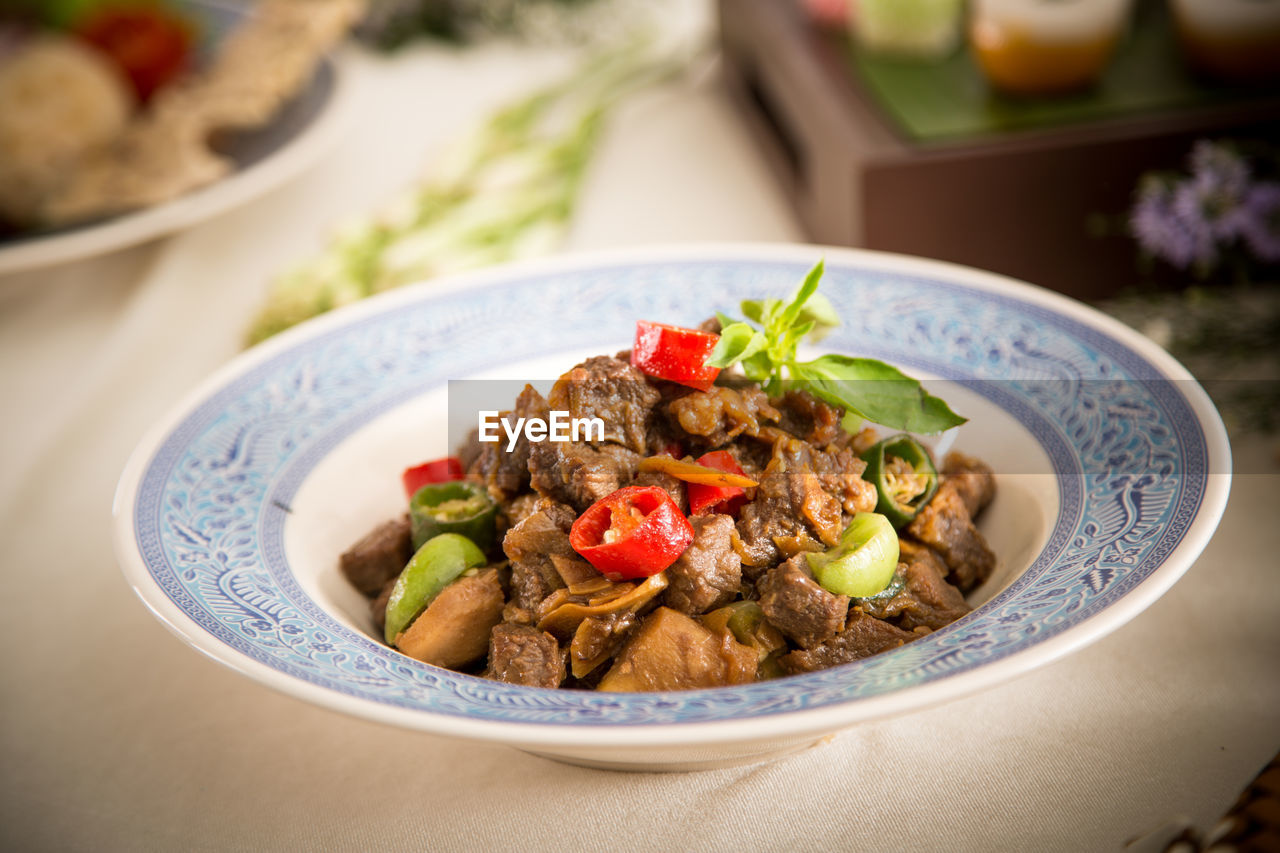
[717,0,1280,300]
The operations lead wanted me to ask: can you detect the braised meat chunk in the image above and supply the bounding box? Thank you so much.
[502,502,576,616]
[340,515,412,596]
[906,479,996,593]
[487,623,566,688]
[856,541,971,631]
[736,436,871,570]
[631,466,688,513]
[758,555,848,649]
[941,451,997,518]
[468,384,548,500]
[568,611,638,680]
[547,355,658,453]
[662,514,742,616]
[528,440,640,513]
[780,611,916,674]
[667,384,780,449]
[772,389,844,449]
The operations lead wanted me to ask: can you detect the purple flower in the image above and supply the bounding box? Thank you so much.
[1239,182,1280,263]
[1176,142,1251,242]
[1189,140,1249,199]
[1130,177,1216,270]
[1130,139,1280,276]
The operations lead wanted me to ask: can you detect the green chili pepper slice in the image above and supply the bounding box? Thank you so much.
[806,512,900,598]
[757,651,786,681]
[704,601,786,659]
[409,481,498,552]
[860,434,939,529]
[384,533,487,644]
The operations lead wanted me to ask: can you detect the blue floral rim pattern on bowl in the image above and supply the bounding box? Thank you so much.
[116,246,1230,740]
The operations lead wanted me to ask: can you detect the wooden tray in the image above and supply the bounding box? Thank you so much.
[717,0,1280,299]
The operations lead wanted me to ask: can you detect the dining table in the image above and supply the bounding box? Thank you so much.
[1,6,1277,851]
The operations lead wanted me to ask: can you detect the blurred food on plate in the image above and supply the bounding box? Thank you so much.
[73,3,194,102]
[0,34,136,227]
[0,0,365,234]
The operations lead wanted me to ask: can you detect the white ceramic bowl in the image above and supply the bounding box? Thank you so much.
[112,244,1231,771]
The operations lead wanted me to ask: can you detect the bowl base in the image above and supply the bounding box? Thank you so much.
[519,732,840,773]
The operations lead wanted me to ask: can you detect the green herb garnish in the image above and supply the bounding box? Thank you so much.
[706,260,967,435]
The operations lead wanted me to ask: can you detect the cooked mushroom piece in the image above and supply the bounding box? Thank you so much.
[394,568,505,668]
[569,611,637,679]
[597,607,757,692]
[535,572,668,639]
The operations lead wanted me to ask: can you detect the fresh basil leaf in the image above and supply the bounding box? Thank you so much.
[798,293,840,340]
[741,300,766,325]
[912,392,970,434]
[775,259,824,336]
[744,297,785,331]
[795,354,908,383]
[708,261,964,436]
[792,355,967,434]
[741,350,774,384]
[705,323,768,368]
[780,319,815,353]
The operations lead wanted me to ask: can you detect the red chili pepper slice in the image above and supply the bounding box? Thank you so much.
[402,457,465,499]
[569,486,695,581]
[630,321,720,392]
[75,6,193,102]
[687,450,750,516]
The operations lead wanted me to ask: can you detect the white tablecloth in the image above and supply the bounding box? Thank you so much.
[1,27,1277,853]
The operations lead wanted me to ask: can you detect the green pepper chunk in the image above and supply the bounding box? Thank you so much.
[384,533,487,644]
[710,601,786,659]
[724,601,766,645]
[409,481,498,552]
[757,651,786,681]
[860,434,939,529]
[806,512,900,597]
